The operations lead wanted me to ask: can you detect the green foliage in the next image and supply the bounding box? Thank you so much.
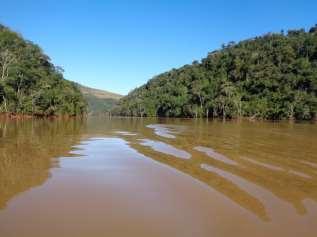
[0,24,86,116]
[114,25,317,120]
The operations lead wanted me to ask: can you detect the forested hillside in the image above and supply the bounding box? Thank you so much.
[114,25,317,120]
[77,84,122,114]
[0,24,86,116]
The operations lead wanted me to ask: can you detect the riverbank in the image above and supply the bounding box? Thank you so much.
[0,112,85,120]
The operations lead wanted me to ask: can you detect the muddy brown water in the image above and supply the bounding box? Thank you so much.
[0,117,316,237]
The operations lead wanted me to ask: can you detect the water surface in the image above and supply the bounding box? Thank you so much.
[0,117,317,237]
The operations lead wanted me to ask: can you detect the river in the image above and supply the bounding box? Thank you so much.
[0,117,316,237]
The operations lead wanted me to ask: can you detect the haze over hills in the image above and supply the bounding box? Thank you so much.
[76,84,122,114]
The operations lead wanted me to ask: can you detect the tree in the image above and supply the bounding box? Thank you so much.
[114,24,317,121]
[0,24,87,116]
[0,49,16,81]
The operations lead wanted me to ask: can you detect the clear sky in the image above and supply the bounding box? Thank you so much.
[0,0,316,95]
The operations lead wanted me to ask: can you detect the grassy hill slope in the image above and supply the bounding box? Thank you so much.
[77,84,122,114]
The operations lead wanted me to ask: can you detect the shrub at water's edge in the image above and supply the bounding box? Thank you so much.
[0,24,86,117]
[113,25,317,120]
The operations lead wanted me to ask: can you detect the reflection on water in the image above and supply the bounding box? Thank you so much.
[0,117,317,236]
[114,131,137,136]
[301,160,317,169]
[146,124,185,139]
[113,118,317,221]
[241,156,284,171]
[0,118,84,209]
[194,146,238,166]
[139,139,191,159]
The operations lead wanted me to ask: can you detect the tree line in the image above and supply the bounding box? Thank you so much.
[113,25,317,120]
[0,24,86,116]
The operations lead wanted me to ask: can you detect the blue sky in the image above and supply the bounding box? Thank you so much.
[1,0,316,95]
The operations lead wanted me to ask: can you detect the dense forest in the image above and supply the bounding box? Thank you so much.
[0,24,86,116]
[114,25,317,120]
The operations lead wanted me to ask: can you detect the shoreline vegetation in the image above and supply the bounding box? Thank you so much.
[0,112,86,120]
[108,115,317,124]
[113,25,317,121]
[1,23,317,121]
[1,109,316,123]
[0,24,87,117]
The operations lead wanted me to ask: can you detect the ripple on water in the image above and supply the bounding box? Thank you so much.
[194,146,238,166]
[241,156,284,171]
[146,124,177,138]
[114,131,137,136]
[301,160,317,169]
[241,156,312,179]
[138,139,191,159]
[288,170,312,179]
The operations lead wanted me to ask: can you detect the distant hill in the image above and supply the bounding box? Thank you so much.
[79,85,122,100]
[76,84,122,114]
